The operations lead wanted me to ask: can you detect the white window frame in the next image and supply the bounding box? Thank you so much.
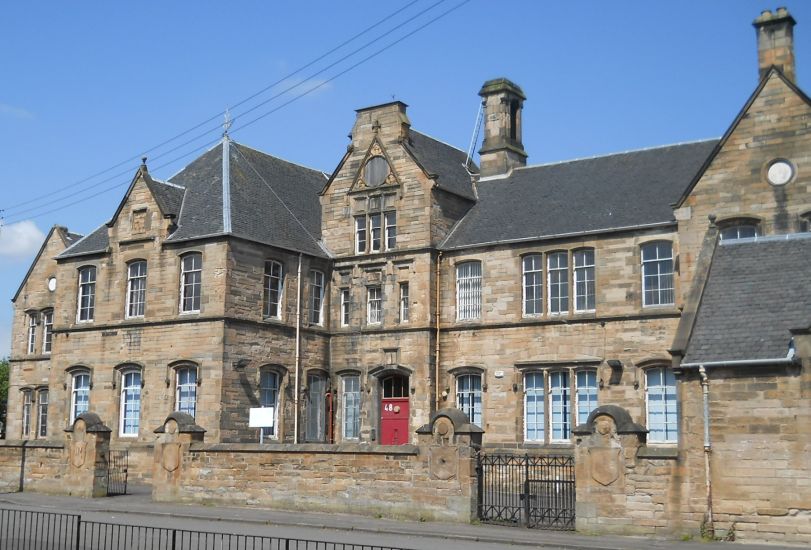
[342,375,361,440]
[309,270,325,325]
[259,369,280,440]
[524,372,544,442]
[641,242,674,307]
[522,254,543,317]
[27,313,37,354]
[70,371,91,425]
[645,367,678,444]
[77,266,96,322]
[340,289,350,327]
[119,369,142,437]
[399,283,409,323]
[37,389,48,438]
[549,371,571,442]
[456,261,482,321]
[126,260,147,319]
[175,366,197,418]
[355,216,367,254]
[42,310,53,354]
[573,249,595,313]
[719,224,759,241]
[263,260,284,319]
[367,286,382,325]
[369,213,382,253]
[575,369,598,426]
[180,253,202,314]
[456,373,482,426]
[384,211,397,251]
[22,390,32,437]
[547,251,569,315]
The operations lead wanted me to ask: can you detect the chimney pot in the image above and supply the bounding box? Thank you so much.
[477,78,527,177]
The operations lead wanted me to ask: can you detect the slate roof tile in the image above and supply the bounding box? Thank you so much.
[405,130,477,200]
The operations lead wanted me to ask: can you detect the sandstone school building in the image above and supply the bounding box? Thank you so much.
[4,8,811,545]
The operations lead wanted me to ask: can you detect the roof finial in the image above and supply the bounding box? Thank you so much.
[223,108,232,138]
[141,156,148,171]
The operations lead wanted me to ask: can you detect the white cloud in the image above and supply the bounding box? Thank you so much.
[0,220,46,262]
[0,102,34,119]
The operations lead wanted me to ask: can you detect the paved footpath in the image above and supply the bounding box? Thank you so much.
[0,487,801,550]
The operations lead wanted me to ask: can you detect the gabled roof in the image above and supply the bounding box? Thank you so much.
[441,139,718,250]
[404,130,477,201]
[681,234,811,365]
[12,225,77,302]
[108,164,187,228]
[673,67,811,208]
[165,140,327,257]
[57,224,109,259]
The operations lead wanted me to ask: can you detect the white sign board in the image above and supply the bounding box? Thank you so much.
[249,407,275,428]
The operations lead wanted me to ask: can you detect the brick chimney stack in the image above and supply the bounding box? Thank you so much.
[478,78,527,177]
[753,7,796,83]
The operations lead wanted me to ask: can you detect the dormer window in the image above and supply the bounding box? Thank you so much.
[718,219,760,241]
[364,156,389,188]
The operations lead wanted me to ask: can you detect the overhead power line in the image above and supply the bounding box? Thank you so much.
[2,0,471,225]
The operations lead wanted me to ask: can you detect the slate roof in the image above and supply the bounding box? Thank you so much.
[144,176,185,219]
[441,140,718,249]
[682,235,811,365]
[58,224,109,258]
[405,130,477,200]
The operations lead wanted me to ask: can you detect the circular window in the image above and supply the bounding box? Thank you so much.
[766,159,795,186]
[364,156,389,188]
[47,277,57,292]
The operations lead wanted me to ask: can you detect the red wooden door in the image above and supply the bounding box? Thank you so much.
[381,398,409,445]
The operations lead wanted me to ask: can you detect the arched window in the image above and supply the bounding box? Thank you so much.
[456,261,482,321]
[37,389,49,437]
[119,368,142,436]
[126,260,147,318]
[175,366,197,417]
[456,373,482,426]
[305,372,327,442]
[646,367,678,443]
[309,270,325,325]
[27,313,37,354]
[342,374,361,440]
[547,251,569,315]
[263,260,284,319]
[719,223,759,241]
[573,249,595,312]
[21,390,32,437]
[180,253,202,313]
[70,371,91,424]
[259,369,279,440]
[41,310,53,354]
[77,266,96,322]
[522,254,542,316]
[641,241,674,306]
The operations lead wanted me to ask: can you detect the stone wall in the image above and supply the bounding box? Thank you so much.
[0,440,66,494]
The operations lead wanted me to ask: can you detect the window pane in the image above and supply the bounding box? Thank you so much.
[37,390,48,437]
[176,367,197,417]
[642,242,674,306]
[342,375,361,439]
[355,216,367,254]
[22,391,32,437]
[456,374,482,426]
[310,271,324,325]
[127,261,147,317]
[260,370,279,438]
[264,261,283,318]
[42,311,53,354]
[370,214,382,252]
[550,371,570,440]
[523,254,542,316]
[181,254,202,313]
[576,370,598,426]
[341,289,350,326]
[646,368,678,443]
[121,371,141,435]
[399,283,409,323]
[456,262,482,320]
[72,373,90,423]
[524,372,544,441]
[573,250,595,311]
[548,252,569,314]
[384,212,396,250]
[367,286,382,324]
[78,267,96,321]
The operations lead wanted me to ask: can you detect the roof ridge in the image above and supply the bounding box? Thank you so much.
[509,138,720,173]
[410,129,467,155]
[232,141,327,176]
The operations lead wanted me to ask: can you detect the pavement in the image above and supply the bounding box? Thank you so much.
[0,486,803,550]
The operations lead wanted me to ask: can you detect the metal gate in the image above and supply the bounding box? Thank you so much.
[106,450,128,496]
[477,453,575,530]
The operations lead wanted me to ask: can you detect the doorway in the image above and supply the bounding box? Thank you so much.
[380,374,409,445]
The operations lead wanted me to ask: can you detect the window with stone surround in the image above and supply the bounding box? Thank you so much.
[522,254,543,316]
[342,374,361,440]
[42,310,53,354]
[119,368,141,437]
[309,270,325,325]
[37,389,48,437]
[456,261,482,321]
[399,283,409,323]
[367,286,382,325]
[175,366,197,418]
[573,249,595,312]
[21,390,32,437]
[456,373,482,426]
[523,368,598,444]
[180,253,202,313]
[263,260,284,319]
[354,194,396,254]
[70,370,90,425]
[547,251,569,315]
[641,241,674,307]
[259,368,279,440]
[719,223,759,241]
[340,289,350,327]
[645,367,678,444]
[126,260,147,318]
[27,313,37,354]
[77,266,96,322]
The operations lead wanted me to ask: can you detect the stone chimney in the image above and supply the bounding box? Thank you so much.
[352,101,410,148]
[753,7,796,83]
[478,78,527,177]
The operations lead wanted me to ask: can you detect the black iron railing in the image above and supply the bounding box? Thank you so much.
[0,508,414,550]
[106,450,129,496]
[477,453,575,530]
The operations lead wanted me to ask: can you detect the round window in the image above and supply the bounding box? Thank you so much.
[766,159,794,186]
[47,277,57,292]
[364,156,389,188]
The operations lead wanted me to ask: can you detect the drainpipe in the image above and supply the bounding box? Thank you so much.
[699,365,714,537]
[435,251,442,411]
[294,253,302,444]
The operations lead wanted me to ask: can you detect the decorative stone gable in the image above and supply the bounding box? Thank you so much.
[349,138,402,193]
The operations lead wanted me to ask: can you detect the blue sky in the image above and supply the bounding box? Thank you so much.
[1,1,810,357]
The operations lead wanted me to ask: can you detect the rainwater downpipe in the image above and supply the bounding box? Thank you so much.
[435,251,442,411]
[699,365,714,537]
[294,253,302,445]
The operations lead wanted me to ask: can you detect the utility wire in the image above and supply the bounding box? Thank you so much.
[3,0,471,225]
[1,0,424,213]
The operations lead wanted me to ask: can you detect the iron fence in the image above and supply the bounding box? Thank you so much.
[477,453,575,530]
[106,450,128,496]
[0,508,414,550]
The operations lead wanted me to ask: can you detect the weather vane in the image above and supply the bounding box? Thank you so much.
[223,108,233,137]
